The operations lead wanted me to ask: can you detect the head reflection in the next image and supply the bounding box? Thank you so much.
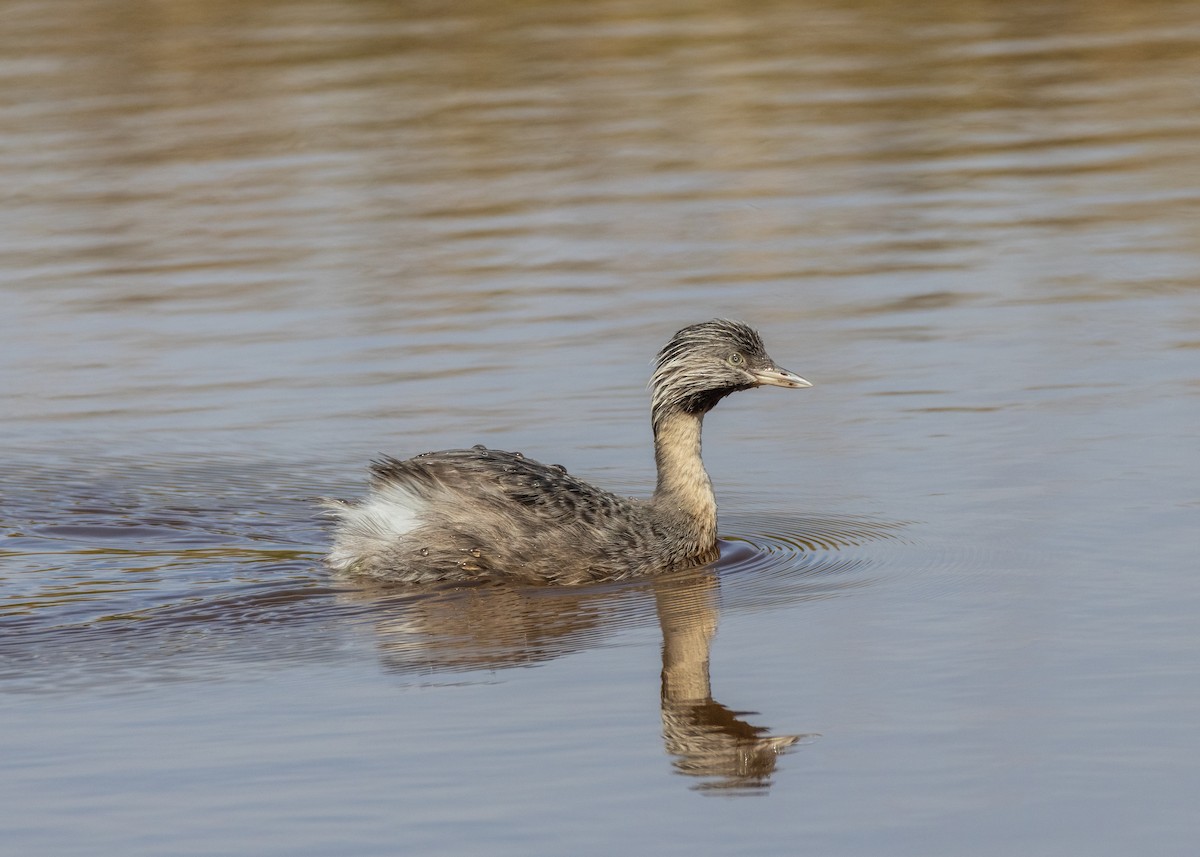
[654,571,814,792]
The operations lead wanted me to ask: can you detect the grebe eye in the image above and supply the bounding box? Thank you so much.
[729,353,744,366]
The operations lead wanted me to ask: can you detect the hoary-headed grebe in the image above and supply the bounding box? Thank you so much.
[324,320,811,584]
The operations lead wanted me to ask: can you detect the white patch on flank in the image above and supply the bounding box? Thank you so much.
[324,482,427,572]
[349,482,425,537]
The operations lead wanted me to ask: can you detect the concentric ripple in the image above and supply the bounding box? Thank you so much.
[709,512,907,612]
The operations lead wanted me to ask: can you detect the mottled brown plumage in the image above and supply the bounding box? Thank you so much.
[323,319,810,584]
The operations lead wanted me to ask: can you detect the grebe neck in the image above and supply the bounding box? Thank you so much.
[651,409,718,556]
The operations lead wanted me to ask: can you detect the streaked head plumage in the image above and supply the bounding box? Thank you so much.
[650,319,809,428]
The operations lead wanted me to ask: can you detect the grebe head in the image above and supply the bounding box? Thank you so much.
[650,319,811,427]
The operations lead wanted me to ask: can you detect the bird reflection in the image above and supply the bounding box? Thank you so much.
[654,572,813,792]
[339,565,825,793]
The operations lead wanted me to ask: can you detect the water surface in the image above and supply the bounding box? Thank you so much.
[3,0,1199,854]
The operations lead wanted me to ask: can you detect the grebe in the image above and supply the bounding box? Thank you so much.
[324,319,810,584]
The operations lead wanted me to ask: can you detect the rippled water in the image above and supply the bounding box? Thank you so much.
[3,0,1199,854]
